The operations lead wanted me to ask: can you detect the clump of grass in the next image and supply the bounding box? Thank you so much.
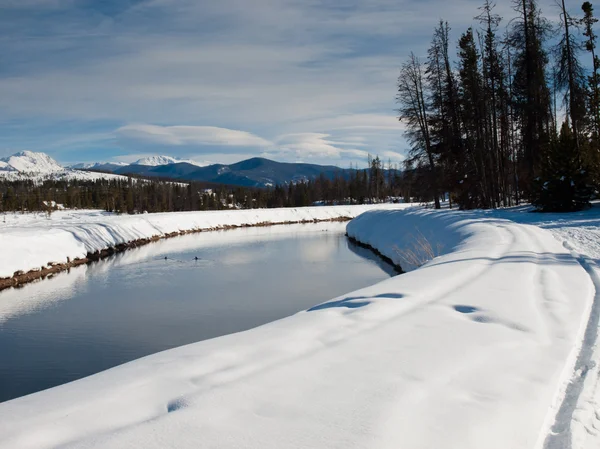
[393,228,444,268]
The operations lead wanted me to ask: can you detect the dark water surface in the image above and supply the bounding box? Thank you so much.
[0,222,394,403]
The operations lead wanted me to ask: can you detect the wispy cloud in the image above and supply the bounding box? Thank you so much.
[0,0,559,166]
[116,124,272,147]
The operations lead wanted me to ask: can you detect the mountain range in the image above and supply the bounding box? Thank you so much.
[0,151,358,187]
[108,157,355,187]
[0,151,126,182]
[132,155,209,167]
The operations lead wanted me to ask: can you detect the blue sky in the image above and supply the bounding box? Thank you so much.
[0,0,559,167]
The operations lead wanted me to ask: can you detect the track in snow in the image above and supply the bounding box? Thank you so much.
[543,244,600,449]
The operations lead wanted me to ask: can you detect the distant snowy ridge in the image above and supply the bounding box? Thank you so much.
[0,161,15,171]
[0,151,63,174]
[69,162,128,169]
[0,206,596,449]
[0,151,129,182]
[133,155,208,167]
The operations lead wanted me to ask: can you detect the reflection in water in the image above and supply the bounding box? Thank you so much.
[0,265,89,325]
[346,240,400,277]
[0,222,395,403]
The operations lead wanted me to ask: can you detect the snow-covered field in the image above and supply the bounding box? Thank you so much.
[0,204,408,279]
[0,204,599,449]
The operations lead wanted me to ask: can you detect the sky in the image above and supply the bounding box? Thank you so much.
[0,0,561,167]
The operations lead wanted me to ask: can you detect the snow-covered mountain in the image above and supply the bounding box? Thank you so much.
[69,161,128,170]
[0,151,127,182]
[0,151,64,174]
[134,155,208,167]
[0,160,14,171]
[0,151,213,184]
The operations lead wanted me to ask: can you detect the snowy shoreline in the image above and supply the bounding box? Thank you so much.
[1,206,598,449]
[0,204,408,290]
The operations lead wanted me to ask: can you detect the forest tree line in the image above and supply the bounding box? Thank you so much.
[397,0,600,211]
[0,157,416,214]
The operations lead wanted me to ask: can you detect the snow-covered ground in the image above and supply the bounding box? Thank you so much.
[0,204,408,278]
[346,206,600,448]
[0,204,599,449]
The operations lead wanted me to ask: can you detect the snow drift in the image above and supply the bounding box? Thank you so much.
[0,206,595,449]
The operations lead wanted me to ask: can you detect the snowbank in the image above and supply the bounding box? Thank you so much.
[0,207,595,449]
[0,204,408,279]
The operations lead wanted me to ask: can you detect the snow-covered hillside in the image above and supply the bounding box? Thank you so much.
[0,205,598,449]
[0,161,13,171]
[0,151,129,182]
[134,155,208,167]
[0,151,63,174]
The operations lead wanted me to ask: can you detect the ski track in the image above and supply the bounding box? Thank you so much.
[542,244,600,449]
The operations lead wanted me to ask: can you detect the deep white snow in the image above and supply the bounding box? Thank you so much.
[0,205,599,449]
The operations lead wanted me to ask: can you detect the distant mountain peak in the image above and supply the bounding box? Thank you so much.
[0,151,64,174]
[0,151,131,183]
[133,155,208,167]
[69,161,128,170]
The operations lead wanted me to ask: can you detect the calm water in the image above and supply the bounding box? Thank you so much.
[0,222,394,403]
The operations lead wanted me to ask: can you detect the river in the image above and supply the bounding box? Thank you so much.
[0,222,395,403]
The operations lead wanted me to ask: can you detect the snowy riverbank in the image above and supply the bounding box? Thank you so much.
[1,205,598,448]
[0,204,408,280]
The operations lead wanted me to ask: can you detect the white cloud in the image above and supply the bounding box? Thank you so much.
[268,132,403,164]
[111,124,404,166]
[293,114,403,132]
[116,124,272,147]
[274,133,346,159]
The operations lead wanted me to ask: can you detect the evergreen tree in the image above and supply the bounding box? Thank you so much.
[457,28,489,208]
[426,20,463,205]
[477,0,512,206]
[583,2,600,134]
[533,122,592,211]
[582,1,600,183]
[511,0,553,197]
[556,0,587,153]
